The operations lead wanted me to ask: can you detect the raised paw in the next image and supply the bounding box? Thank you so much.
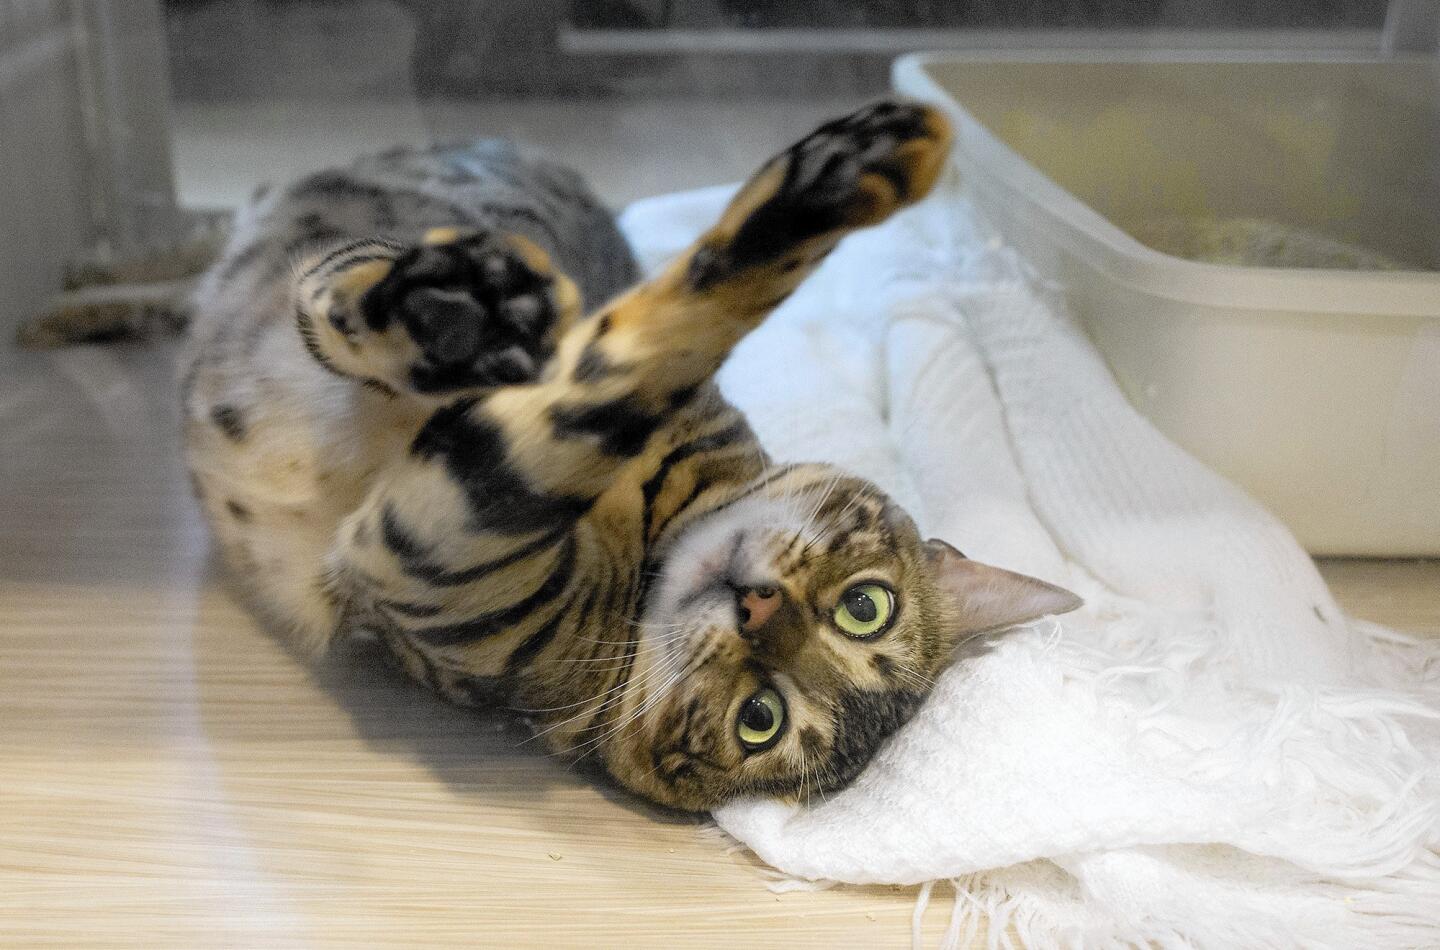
[781,100,950,227]
[691,100,952,288]
[297,230,579,396]
[359,231,572,393]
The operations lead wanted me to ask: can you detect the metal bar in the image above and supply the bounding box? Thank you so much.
[0,24,72,91]
[1382,0,1440,53]
[558,26,1384,56]
[68,0,185,257]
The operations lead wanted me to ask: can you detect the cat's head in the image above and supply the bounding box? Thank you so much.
[600,463,1081,811]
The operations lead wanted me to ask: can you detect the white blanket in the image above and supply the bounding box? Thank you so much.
[618,176,1440,949]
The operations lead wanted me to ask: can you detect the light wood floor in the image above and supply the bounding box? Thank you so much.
[1,341,1436,948]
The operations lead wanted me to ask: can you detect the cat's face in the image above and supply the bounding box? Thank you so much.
[602,464,1080,811]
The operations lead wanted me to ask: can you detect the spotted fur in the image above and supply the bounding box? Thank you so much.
[182,102,1079,811]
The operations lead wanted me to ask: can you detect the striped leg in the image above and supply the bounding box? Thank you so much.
[330,101,952,655]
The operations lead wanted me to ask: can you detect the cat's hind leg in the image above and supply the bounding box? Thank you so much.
[294,228,582,398]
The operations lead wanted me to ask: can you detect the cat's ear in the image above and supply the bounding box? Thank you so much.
[923,538,1082,638]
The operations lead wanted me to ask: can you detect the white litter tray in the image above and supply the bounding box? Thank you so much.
[895,53,1440,556]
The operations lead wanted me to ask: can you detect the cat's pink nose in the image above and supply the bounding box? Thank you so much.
[739,586,781,633]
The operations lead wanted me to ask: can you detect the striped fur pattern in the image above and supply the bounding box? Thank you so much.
[183,102,1079,810]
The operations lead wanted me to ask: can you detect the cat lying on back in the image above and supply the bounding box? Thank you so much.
[172,100,1080,810]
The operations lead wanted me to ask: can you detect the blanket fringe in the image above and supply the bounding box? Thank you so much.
[908,850,1440,950]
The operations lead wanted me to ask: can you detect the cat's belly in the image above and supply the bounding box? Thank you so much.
[183,354,427,646]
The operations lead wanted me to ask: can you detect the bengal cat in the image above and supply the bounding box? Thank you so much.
[180,101,1080,811]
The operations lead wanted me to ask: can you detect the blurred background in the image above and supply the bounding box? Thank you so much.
[0,0,1415,334]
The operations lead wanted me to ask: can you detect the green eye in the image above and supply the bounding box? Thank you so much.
[736,687,786,752]
[833,583,895,638]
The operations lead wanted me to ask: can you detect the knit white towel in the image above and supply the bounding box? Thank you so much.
[618,175,1440,949]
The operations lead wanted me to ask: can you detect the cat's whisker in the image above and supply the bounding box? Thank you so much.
[562,649,678,673]
[516,645,684,721]
[798,484,871,558]
[537,644,690,745]
[559,643,669,664]
[794,746,810,804]
[771,470,838,560]
[770,459,809,525]
[574,670,679,752]
[522,674,644,741]
[636,756,668,785]
[563,651,692,756]
[554,621,697,679]
[810,750,831,806]
[569,622,684,645]
[891,661,936,692]
[796,470,840,527]
[796,469,846,541]
[789,466,852,555]
[624,617,689,631]
[511,679,630,715]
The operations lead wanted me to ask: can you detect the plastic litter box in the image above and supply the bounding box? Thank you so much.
[895,53,1440,556]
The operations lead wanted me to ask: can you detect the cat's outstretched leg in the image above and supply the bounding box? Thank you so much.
[324,100,951,650]
[293,227,583,397]
[561,99,953,426]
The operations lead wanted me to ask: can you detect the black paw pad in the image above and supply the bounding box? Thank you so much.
[360,233,559,393]
[785,100,931,210]
[693,101,940,290]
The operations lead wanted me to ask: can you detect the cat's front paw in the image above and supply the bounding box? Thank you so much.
[359,230,570,394]
[296,229,580,397]
[690,100,952,289]
[780,99,952,228]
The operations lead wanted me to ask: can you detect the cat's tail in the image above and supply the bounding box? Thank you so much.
[16,214,228,349]
[17,278,197,348]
